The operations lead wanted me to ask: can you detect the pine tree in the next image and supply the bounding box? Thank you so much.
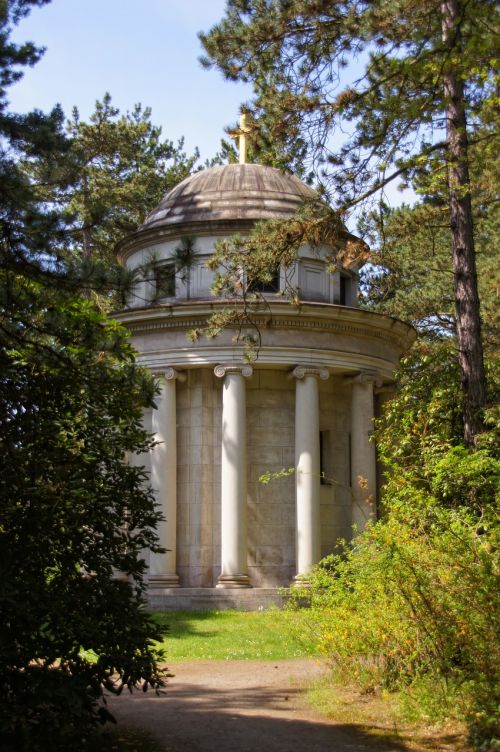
[0,3,167,746]
[200,0,499,443]
[360,117,499,350]
[24,93,199,265]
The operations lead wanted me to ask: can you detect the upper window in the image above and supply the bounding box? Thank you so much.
[248,268,280,294]
[155,263,176,298]
[339,275,348,305]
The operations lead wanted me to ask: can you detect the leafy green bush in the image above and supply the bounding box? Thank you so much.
[0,298,167,751]
[287,343,499,749]
[0,6,168,748]
[288,460,499,748]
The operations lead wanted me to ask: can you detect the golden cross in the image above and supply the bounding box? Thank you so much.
[229,113,252,164]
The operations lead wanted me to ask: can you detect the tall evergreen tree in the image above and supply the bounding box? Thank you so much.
[0,3,167,747]
[200,0,499,444]
[360,115,499,350]
[24,92,199,268]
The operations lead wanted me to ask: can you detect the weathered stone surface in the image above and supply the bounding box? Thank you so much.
[147,587,286,611]
[112,159,415,608]
[138,164,317,232]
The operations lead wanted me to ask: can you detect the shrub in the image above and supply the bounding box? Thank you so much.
[288,475,499,748]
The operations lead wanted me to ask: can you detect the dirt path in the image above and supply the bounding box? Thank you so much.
[107,658,410,752]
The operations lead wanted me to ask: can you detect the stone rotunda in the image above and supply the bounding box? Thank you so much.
[115,161,415,610]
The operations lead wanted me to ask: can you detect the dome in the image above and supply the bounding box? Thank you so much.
[139,163,318,232]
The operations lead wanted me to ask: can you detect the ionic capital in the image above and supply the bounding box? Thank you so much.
[290,365,329,381]
[344,370,383,388]
[214,363,253,379]
[153,368,187,383]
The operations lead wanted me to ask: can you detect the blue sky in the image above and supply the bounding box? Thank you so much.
[9,0,251,161]
[8,0,414,215]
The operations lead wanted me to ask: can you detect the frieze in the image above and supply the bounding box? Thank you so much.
[122,313,410,351]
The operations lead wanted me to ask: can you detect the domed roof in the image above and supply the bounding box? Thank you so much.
[139,163,318,232]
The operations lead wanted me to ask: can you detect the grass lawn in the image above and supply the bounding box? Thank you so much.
[305,679,471,752]
[151,608,317,661]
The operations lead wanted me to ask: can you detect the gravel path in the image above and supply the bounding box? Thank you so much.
[107,658,408,752]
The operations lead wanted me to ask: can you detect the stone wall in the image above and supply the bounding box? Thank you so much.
[174,367,353,588]
[176,369,220,587]
[247,371,296,586]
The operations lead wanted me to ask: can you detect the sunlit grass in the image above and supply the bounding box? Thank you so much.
[306,678,471,752]
[152,609,318,661]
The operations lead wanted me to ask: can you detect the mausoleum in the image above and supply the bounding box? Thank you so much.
[115,146,415,609]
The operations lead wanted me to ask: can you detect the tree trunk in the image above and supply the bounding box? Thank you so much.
[81,172,92,298]
[441,0,487,445]
[82,225,92,260]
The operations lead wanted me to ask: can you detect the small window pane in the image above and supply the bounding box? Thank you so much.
[339,275,347,305]
[248,268,280,293]
[155,264,175,298]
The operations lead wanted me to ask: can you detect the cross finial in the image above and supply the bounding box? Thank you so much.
[229,113,252,164]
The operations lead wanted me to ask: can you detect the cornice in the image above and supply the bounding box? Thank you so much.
[113,301,415,352]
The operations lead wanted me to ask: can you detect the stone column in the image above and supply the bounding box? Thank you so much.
[214,364,253,588]
[149,367,185,588]
[292,365,329,581]
[122,408,152,582]
[349,372,382,532]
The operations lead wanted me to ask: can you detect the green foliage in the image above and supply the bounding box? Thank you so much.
[360,202,457,336]
[173,236,197,299]
[288,491,499,746]
[259,466,295,485]
[0,282,167,750]
[63,95,199,261]
[0,4,168,748]
[431,445,499,510]
[286,342,499,749]
[151,609,318,661]
[201,0,496,443]
[21,92,200,311]
[376,341,499,486]
[200,0,498,208]
[376,342,464,471]
[359,121,500,345]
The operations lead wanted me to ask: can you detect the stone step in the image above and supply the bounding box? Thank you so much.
[147,587,286,612]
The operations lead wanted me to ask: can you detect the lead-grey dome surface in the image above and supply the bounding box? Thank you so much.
[139,163,318,232]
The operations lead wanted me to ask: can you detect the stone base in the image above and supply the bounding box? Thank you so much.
[216,574,252,589]
[293,574,311,587]
[146,587,286,612]
[148,574,180,588]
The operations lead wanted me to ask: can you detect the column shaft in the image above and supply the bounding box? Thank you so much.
[350,378,377,531]
[293,366,329,581]
[215,365,252,588]
[149,370,182,587]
